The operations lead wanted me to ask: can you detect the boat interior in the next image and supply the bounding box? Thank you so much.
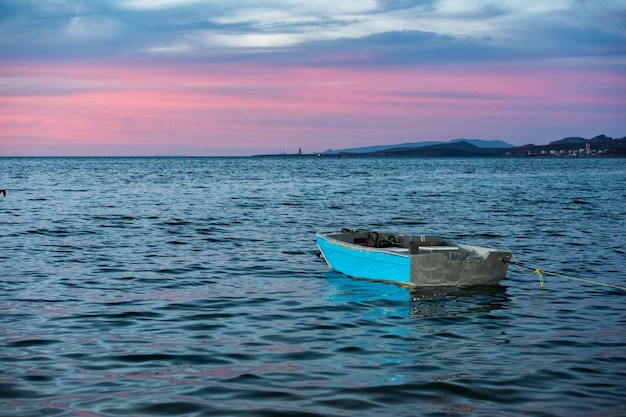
[331,230,458,255]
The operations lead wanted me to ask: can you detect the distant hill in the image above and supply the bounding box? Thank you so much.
[323,140,514,157]
[322,139,514,154]
[451,139,514,148]
[315,135,625,157]
[549,137,587,145]
[506,135,626,157]
[357,140,511,157]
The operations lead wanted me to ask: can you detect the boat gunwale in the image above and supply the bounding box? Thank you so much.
[316,231,413,258]
[316,231,512,259]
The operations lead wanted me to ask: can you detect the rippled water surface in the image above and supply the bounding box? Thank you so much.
[1,156,625,416]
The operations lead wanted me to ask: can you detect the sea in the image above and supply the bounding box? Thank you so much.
[1,156,625,417]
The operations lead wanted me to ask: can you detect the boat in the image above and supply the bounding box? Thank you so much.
[316,229,512,286]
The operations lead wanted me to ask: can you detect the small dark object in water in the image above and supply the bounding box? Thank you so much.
[0,190,5,197]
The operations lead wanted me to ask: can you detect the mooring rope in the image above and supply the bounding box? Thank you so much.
[503,259,626,291]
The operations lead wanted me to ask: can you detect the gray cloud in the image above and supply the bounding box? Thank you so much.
[372,0,438,14]
[0,0,624,67]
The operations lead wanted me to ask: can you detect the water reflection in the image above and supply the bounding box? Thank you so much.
[323,272,510,318]
[409,285,509,318]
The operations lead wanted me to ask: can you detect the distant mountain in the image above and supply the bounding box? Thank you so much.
[315,135,625,158]
[317,140,512,157]
[322,141,441,154]
[255,134,625,157]
[549,137,587,145]
[361,140,511,157]
[450,139,514,149]
[549,135,618,146]
[505,135,626,157]
[322,138,514,154]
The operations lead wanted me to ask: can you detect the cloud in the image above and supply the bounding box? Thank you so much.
[1,0,623,66]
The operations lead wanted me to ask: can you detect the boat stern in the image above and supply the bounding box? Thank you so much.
[409,248,512,286]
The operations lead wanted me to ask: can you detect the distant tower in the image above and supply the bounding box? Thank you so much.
[585,143,590,155]
[298,148,302,155]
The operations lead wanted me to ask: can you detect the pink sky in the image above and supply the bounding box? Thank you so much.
[2,61,624,156]
[1,1,625,156]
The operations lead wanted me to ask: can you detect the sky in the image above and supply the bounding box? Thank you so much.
[1,0,625,156]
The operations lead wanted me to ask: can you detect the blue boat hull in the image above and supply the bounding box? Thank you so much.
[316,234,411,282]
[316,231,512,286]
